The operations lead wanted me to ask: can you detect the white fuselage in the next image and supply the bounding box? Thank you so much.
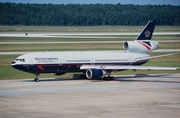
[17,51,150,64]
[12,50,150,74]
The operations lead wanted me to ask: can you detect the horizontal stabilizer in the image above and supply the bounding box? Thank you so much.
[135,52,180,62]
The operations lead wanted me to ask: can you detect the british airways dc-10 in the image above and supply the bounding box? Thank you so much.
[11,20,179,82]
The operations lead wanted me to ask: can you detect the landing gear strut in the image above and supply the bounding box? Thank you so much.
[34,73,39,82]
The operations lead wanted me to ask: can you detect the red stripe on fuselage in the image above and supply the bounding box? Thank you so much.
[138,41,151,50]
[37,65,45,71]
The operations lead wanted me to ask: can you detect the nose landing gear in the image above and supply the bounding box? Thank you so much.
[34,73,39,82]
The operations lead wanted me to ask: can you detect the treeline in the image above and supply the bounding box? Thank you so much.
[0,2,180,26]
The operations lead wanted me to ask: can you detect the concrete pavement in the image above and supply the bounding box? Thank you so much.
[0,74,180,118]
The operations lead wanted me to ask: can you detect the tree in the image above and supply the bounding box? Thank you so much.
[0,3,179,26]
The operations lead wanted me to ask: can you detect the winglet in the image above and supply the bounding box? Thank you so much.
[135,20,157,40]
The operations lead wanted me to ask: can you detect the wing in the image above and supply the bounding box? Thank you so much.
[80,65,178,71]
[80,52,179,71]
[135,52,180,62]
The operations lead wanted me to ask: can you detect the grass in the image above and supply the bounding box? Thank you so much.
[159,42,180,49]
[0,43,123,51]
[0,52,179,80]
[0,26,180,32]
[0,26,144,32]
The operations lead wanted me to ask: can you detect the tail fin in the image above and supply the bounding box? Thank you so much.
[135,20,156,40]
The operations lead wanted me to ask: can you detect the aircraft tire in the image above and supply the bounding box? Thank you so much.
[34,78,39,82]
[110,76,114,80]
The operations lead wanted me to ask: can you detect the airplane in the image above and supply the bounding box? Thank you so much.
[11,20,179,82]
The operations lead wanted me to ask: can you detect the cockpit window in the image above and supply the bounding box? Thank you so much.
[15,59,25,62]
[20,59,25,62]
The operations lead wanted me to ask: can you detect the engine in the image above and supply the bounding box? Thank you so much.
[123,40,158,53]
[52,72,66,76]
[86,69,106,79]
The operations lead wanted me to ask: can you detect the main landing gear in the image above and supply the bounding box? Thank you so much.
[102,76,114,81]
[34,73,39,82]
[102,71,114,81]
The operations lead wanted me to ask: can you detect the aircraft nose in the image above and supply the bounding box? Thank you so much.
[11,61,16,68]
[11,61,16,65]
[11,61,21,70]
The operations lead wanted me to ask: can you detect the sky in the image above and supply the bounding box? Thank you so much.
[0,0,180,5]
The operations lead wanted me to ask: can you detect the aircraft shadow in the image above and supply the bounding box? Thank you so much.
[23,77,86,82]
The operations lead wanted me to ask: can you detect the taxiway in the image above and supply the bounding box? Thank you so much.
[0,74,180,118]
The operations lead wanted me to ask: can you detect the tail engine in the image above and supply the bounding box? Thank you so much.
[123,40,158,53]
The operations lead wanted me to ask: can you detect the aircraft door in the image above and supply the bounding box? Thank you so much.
[59,58,63,65]
[30,58,34,66]
[91,58,95,65]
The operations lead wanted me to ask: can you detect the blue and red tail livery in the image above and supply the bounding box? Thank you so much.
[138,41,151,50]
[136,20,156,40]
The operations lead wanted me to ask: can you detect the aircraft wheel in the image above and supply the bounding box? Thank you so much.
[110,76,114,80]
[103,76,114,81]
[102,77,106,80]
[34,73,39,82]
[106,77,110,81]
[34,78,39,82]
